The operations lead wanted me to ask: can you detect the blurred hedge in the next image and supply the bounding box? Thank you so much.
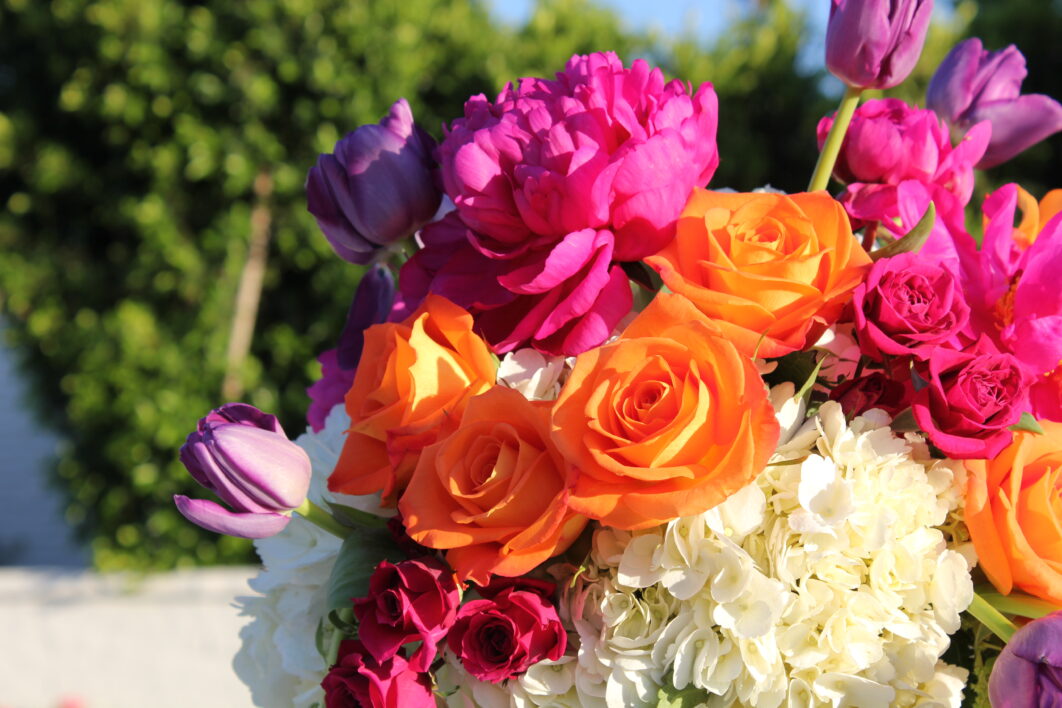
[0,0,874,569]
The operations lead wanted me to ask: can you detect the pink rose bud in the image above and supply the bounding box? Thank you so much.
[989,611,1062,707]
[174,403,311,539]
[912,337,1029,459]
[321,640,435,708]
[927,38,1062,169]
[446,588,566,683]
[825,0,934,90]
[352,557,460,672]
[852,252,970,361]
[829,371,913,418]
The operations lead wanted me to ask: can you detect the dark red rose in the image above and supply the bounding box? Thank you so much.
[829,370,913,417]
[385,513,433,559]
[446,588,566,683]
[912,338,1029,458]
[474,575,557,602]
[852,252,970,361]
[321,640,434,708]
[352,557,459,672]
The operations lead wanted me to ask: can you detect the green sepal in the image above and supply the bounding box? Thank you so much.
[890,408,918,433]
[1009,412,1045,435]
[870,201,935,261]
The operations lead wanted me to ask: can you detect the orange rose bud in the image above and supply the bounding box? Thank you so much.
[645,189,871,358]
[551,292,780,530]
[965,422,1062,606]
[328,295,496,504]
[398,386,588,585]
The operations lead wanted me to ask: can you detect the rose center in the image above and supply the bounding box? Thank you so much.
[478,620,516,664]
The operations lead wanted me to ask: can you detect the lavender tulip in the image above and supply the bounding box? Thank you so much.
[927,38,1062,168]
[989,610,1062,707]
[307,98,442,263]
[174,403,312,538]
[825,0,934,90]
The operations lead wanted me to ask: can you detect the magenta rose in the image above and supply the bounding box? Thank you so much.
[852,252,970,361]
[446,588,566,683]
[912,338,1029,458]
[474,575,557,602]
[352,557,459,672]
[829,371,913,418]
[989,610,1062,707]
[321,640,434,708]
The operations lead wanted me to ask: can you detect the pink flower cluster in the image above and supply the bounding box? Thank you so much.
[321,559,566,707]
[398,51,719,355]
[841,183,1062,458]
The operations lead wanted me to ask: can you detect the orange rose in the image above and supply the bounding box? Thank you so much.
[645,189,871,358]
[966,422,1062,606]
[398,386,587,585]
[328,295,496,504]
[551,293,780,530]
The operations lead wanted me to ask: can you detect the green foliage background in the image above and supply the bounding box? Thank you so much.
[0,0,1058,569]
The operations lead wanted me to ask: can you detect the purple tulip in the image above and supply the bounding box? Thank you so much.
[306,98,441,264]
[306,264,396,431]
[825,0,934,90]
[989,610,1062,707]
[174,403,312,538]
[927,38,1062,168]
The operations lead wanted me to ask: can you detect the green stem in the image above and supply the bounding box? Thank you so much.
[294,499,351,539]
[808,86,862,193]
[978,590,1062,619]
[967,592,1018,642]
[325,608,353,666]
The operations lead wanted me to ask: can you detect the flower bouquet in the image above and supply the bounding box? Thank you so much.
[173,1,1062,706]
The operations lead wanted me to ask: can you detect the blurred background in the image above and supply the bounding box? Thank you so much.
[0,0,1058,705]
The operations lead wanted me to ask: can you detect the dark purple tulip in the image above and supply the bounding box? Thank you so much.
[175,403,312,538]
[826,0,934,90]
[927,38,1062,168]
[307,98,441,263]
[989,610,1062,707]
[306,265,396,431]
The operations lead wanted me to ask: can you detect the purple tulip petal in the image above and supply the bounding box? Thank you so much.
[336,265,397,370]
[174,496,291,539]
[207,425,313,510]
[971,94,1062,168]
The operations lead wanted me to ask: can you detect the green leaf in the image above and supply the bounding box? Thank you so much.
[326,501,390,530]
[794,356,824,402]
[1009,412,1045,435]
[656,681,711,708]
[325,528,404,612]
[977,589,1061,618]
[763,350,819,391]
[870,201,935,261]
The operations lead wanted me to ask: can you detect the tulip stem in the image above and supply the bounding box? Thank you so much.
[295,499,351,539]
[808,86,862,192]
[967,592,1018,642]
[978,590,1062,619]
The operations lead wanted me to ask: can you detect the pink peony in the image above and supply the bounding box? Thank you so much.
[423,52,718,355]
[440,51,719,262]
[445,588,566,683]
[819,98,989,204]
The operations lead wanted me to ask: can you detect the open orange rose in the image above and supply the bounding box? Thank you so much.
[328,295,496,504]
[966,422,1062,606]
[645,189,871,358]
[551,292,780,530]
[398,386,587,585]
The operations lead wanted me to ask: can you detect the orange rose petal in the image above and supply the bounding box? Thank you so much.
[1039,189,1062,234]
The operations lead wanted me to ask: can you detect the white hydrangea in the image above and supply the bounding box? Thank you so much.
[233,404,381,708]
[497,349,570,401]
[561,397,972,708]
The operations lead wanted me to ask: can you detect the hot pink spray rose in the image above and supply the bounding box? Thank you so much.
[352,557,460,672]
[852,252,970,360]
[414,51,719,355]
[321,640,434,708]
[912,337,1028,459]
[445,587,566,683]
